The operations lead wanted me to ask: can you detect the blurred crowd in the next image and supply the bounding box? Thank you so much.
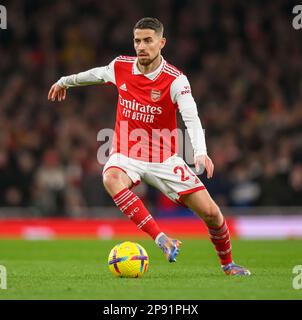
[0,0,302,216]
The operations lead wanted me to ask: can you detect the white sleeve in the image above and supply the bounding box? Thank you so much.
[170,74,207,157]
[57,58,116,88]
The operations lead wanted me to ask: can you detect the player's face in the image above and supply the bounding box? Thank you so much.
[133,29,166,66]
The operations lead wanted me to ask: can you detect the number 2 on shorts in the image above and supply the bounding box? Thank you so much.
[173,165,195,182]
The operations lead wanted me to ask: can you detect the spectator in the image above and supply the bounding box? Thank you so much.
[0,0,301,213]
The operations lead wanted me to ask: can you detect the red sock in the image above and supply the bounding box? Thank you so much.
[208,219,233,266]
[113,188,161,240]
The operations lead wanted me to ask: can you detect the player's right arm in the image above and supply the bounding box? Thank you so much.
[48,59,116,102]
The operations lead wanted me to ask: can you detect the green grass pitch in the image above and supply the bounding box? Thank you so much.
[0,238,302,300]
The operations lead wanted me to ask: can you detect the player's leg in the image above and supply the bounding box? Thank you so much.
[103,167,133,196]
[180,189,224,227]
[142,172,182,262]
[180,189,251,275]
[102,165,163,242]
[148,155,250,272]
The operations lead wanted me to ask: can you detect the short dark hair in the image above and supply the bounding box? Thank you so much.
[133,17,164,36]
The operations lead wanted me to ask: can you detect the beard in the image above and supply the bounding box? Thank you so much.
[138,53,160,66]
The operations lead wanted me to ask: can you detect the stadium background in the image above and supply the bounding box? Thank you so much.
[0,0,302,240]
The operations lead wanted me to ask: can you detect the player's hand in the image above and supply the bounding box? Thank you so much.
[48,83,67,102]
[194,154,214,178]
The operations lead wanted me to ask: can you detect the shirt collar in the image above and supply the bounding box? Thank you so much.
[132,56,165,80]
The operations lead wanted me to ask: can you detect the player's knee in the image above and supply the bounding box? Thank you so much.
[202,203,221,224]
[102,171,123,194]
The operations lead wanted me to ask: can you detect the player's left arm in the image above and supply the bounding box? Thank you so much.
[171,74,214,178]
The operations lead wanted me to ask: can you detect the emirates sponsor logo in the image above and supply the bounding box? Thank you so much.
[150,89,161,102]
[119,95,162,115]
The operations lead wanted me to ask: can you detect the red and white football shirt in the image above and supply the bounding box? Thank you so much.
[113,55,183,162]
[58,55,207,163]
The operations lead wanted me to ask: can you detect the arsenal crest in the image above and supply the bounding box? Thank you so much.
[150,89,161,102]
